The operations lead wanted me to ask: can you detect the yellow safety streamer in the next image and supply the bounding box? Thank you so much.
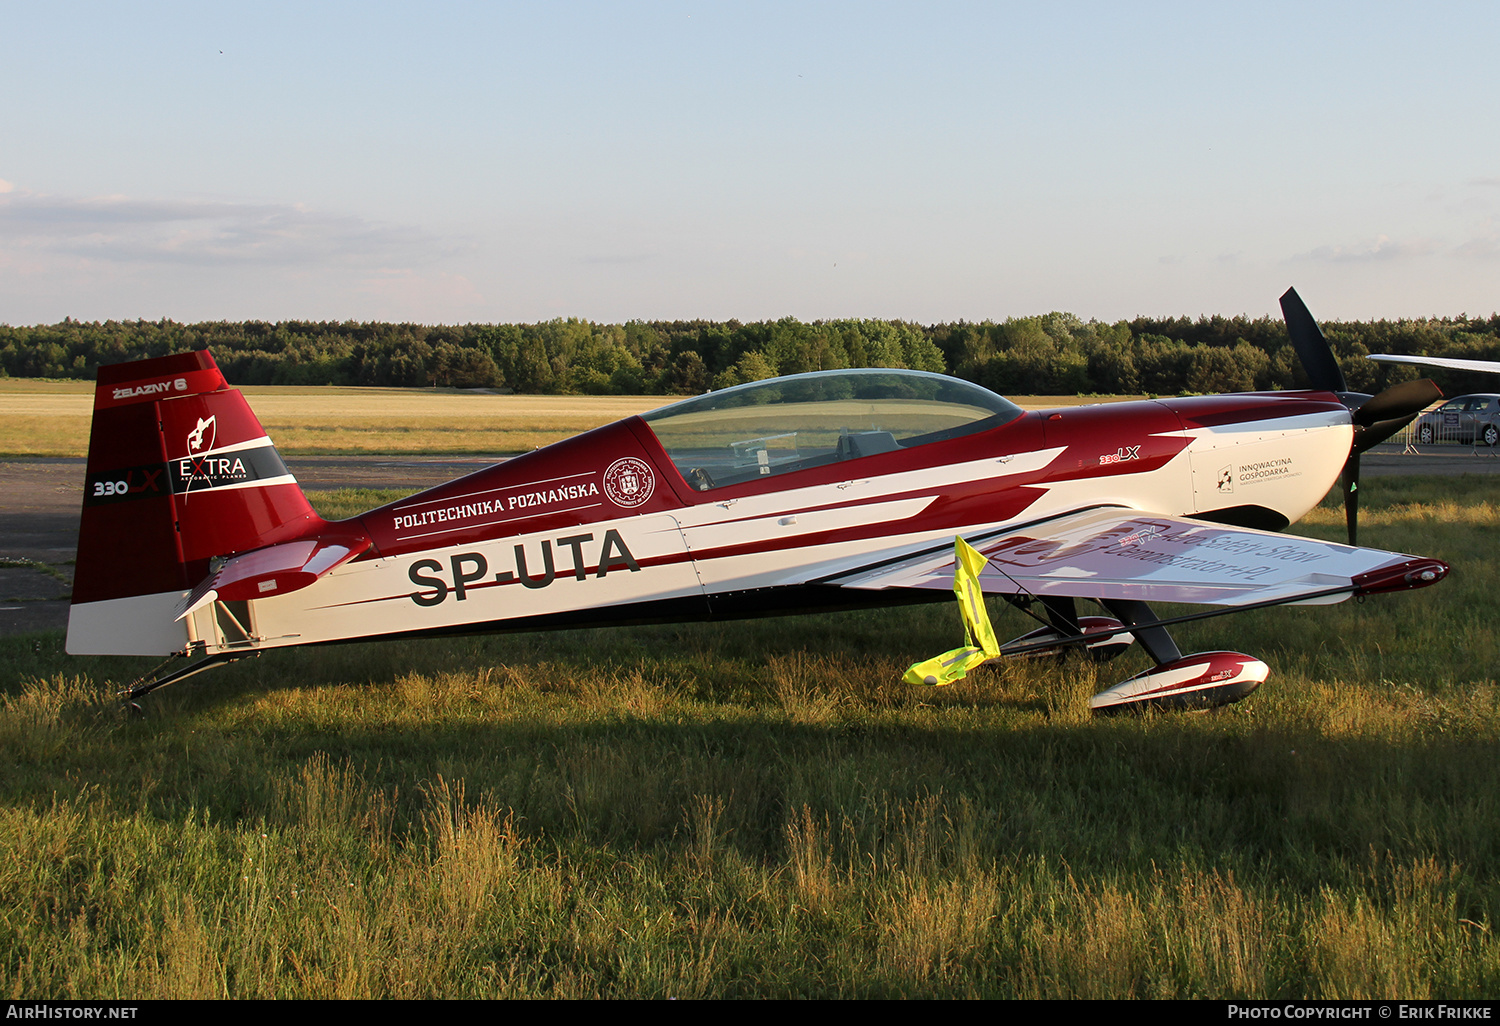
[903,537,1003,686]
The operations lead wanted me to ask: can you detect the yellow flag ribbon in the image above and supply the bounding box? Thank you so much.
[903,537,1002,686]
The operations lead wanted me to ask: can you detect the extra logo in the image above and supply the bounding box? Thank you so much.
[168,441,287,496]
[1116,524,1164,548]
[1217,465,1235,493]
[178,454,251,485]
[187,415,217,453]
[90,442,286,505]
[1098,446,1141,466]
[603,457,655,508]
[175,415,255,496]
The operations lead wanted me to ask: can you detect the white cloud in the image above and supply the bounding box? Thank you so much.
[0,186,457,268]
[1294,234,1439,264]
[1454,239,1499,260]
[1454,225,1500,260]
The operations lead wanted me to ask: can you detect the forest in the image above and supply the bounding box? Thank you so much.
[4,310,1500,397]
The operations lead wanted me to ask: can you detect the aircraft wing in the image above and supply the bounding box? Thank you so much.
[826,507,1444,607]
[1369,353,1500,375]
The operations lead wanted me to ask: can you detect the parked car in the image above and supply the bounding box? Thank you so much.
[1413,394,1500,446]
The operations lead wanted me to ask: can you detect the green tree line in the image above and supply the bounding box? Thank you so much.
[4,311,1500,397]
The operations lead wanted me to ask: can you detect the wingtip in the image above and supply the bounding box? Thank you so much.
[1351,558,1449,597]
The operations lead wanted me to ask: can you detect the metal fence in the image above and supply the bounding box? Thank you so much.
[1388,404,1500,454]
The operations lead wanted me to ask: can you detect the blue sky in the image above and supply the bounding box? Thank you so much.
[2,1,1497,325]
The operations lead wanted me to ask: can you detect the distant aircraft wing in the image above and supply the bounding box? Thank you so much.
[1369,354,1500,375]
[826,507,1444,607]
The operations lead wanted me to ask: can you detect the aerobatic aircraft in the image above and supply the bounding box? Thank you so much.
[68,289,1449,711]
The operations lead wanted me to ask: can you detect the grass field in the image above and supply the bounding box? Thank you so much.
[1,474,1497,998]
[0,379,1143,457]
[0,383,670,457]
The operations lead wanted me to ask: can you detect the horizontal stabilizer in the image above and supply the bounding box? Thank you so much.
[177,535,372,620]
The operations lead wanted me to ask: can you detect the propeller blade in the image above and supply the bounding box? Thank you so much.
[1354,415,1420,453]
[1281,287,1347,393]
[1353,378,1442,426]
[1341,455,1361,546]
[1280,289,1436,544]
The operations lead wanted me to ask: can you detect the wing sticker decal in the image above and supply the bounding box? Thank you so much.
[830,508,1439,608]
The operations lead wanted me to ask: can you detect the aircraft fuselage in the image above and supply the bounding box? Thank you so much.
[148,391,1350,657]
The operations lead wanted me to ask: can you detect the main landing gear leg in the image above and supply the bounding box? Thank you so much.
[1041,596,1081,635]
[1100,599,1181,665]
[1092,599,1266,714]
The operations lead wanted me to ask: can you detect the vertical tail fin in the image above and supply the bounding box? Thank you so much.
[68,350,326,654]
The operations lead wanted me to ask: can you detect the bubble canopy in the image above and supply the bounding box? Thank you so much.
[640,368,1024,491]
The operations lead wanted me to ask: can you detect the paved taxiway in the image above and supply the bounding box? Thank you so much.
[3,446,1497,638]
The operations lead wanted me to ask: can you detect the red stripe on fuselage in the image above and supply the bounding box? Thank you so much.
[1033,400,1188,484]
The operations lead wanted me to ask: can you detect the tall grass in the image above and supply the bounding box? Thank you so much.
[2,475,1497,997]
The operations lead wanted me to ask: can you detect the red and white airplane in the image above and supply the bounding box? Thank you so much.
[67,290,1449,711]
